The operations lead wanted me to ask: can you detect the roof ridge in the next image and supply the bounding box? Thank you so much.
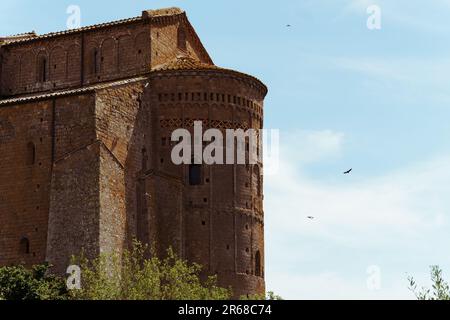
[1,8,186,46]
[0,76,148,106]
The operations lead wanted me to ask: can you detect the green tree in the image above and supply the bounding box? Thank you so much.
[0,263,67,300]
[69,241,232,300]
[240,291,283,300]
[408,265,450,300]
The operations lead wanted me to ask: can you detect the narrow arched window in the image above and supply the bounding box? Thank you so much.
[91,48,99,75]
[20,237,30,254]
[189,164,202,185]
[26,142,36,165]
[255,250,261,277]
[38,56,47,82]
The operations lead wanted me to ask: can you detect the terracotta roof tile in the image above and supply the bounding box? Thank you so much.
[1,7,184,46]
[152,55,219,72]
[151,55,268,95]
[0,76,147,106]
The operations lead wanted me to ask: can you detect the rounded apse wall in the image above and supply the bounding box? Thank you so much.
[149,66,267,297]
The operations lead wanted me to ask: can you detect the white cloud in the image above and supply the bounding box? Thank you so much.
[264,129,450,298]
[268,271,410,300]
[281,129,345,164]
[328,56,450,102]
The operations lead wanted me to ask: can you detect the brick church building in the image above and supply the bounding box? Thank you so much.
[0,8,267,297]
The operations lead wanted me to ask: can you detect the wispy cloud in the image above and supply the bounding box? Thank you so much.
[265,129,450,298]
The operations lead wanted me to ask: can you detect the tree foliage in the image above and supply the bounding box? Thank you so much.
[0,263,67,300]
[408,265,450,300]
[240,291,283,300]
[0,241,280,300]
[69,241,231,300]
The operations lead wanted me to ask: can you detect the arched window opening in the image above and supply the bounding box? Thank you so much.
[26,142,36,165]
[189,164,202,186]
[91,48,99,75]
[255,250,261,277]
[38,56,47,82]
[20,237,30,254]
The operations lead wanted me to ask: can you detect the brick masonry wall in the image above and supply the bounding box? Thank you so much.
[46,93,99,273]
[0,21,150,97]
[95,81,147,253]
[0,13,211,98]
[0,9,266,297]
[149,70,266,297]
[0,100,53,266]
[46,142,101,274]
[150,15,212,69]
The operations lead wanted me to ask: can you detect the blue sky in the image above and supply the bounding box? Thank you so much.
[3,0,450,299]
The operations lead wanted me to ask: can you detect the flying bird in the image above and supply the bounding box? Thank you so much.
[286,24,292,27]
[343,168,353,175]
[307,216,314,220]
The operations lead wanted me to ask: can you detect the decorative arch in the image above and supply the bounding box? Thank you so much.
[49,46,66,82]
[100,37,116,74]
[19,51,35,88]
[135,31,150,69]
[67,44,81,81]
[86,42,100,76]
[36,51,49,82]
[118,34,134,72]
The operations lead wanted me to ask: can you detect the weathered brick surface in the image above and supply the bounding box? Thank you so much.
[0,100,53,266]
[0,8,266,298]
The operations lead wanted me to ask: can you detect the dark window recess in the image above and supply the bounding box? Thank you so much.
[201,221,206,226]
[26,142,36,165]
[255,251,261,277]
[38,56,47,82]
[189,164,202,185]
[20,237,30,254]
[92,49,99,75]
[161,137,167,146]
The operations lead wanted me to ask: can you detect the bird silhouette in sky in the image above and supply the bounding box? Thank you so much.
[286,24,291,27]
[343,168,353,175]
[307,216,314,220]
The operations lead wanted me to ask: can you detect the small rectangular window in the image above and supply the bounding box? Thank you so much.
[189,164,202,185]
